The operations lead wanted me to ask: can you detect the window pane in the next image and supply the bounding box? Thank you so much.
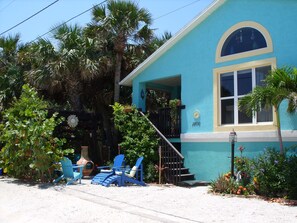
[238,110,252,124]
[256,66,271,86]
[257,107,273,122]
[221,72,234,97]
[221,99,234,124]
[238,69,252,95]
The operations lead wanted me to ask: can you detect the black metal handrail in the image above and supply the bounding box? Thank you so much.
[139,111,184,185]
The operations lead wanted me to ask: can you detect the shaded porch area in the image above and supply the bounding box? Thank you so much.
[137,75,184,138]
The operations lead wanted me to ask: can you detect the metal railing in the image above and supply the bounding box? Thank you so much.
[149,106,184,138]
[139,111,184,185]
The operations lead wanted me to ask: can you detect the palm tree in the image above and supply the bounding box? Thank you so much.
[90,0,153,102]
[238,67,297,154]
[0,34,25,111]
[26,24,104,111]
[124,31,173,72]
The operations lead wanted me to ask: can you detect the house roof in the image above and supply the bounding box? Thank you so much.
[120,0,226,86]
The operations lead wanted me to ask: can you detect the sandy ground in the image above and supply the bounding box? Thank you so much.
[0,177,296,223]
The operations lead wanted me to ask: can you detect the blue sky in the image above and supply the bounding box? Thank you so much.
[0,0,213,43]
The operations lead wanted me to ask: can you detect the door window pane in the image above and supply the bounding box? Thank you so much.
[221,72,234,97]
[238,69,252,95]
[221,99,234,124]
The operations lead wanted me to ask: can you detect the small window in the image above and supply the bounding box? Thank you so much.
[221,28,267,57]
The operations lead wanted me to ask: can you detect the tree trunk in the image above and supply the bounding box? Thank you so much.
[275,106,284,154]
[67,77,82,111]
[114,52,123,103]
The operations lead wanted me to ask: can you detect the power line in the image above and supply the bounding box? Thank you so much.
[154,0,201,20]
[4,0,200,43]
[0,0,60,36]
[30,0,108,43]
[32,0,200,42]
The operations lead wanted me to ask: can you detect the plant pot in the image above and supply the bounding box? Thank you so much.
[76,146,94,177]
[123,106,133,113]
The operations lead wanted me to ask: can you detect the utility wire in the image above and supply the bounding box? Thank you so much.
[0,0,60,36]
[154,0,201,20]
[30,0,108,43]
[33,0,200,42]
[3,0,199,43]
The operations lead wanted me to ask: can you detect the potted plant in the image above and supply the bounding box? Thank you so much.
[169,99,181,132]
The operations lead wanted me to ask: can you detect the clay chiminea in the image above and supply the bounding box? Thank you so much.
[76,145,94,177]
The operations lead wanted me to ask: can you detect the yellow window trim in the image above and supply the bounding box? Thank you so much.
[216,21,273,63]
[213,58,277,132]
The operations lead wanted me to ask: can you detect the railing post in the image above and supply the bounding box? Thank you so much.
[158,146,162,184]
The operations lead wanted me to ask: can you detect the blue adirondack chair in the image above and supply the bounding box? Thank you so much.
[91,154,125,185]
[101,156,146,187]
[54,157,84,185]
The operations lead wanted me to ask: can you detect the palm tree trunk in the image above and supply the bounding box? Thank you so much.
[275,106,284,154]
[67,77,82,111]
[114,52,123,103]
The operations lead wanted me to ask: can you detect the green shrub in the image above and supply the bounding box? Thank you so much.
[251,148,287,197]
[212,147,297,199]
[0,84,72,182]
[145,162,158,183]
[285,152,297,199]
[112,102,158,182]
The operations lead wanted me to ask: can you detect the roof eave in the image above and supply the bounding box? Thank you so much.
[120,0,226,86]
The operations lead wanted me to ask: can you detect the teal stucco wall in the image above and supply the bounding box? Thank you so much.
[132,0,297,132]
[182,141,297,181]
[130,0,297,181]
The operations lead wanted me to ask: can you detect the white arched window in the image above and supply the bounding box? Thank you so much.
[216,21,273,63]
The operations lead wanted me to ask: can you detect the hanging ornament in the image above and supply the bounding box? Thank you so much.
[67,115,79,128]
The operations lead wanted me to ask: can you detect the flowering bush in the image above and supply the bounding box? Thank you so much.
[211,147,297,199]
[210,173,237,194]
[234,146,252,186]
[250,147,297,199]
[210,172,254,196]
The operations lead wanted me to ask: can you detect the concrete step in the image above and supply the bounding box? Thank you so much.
[175,173,195,181]
[178,180,210,187]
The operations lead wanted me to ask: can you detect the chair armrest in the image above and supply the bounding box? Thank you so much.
[72,164,84,175]
[73,164,84,169]
[97,165,111,170]
[115,167,130,175]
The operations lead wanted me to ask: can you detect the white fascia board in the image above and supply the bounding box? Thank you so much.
[181,130,297,143]
[120,0,226,86]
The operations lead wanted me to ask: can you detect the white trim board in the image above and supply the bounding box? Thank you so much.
[180,130,297,142]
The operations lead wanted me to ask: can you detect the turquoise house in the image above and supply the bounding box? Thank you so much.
[120,0,297,181]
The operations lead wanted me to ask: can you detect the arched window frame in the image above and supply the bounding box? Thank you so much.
[216,21,273,63]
